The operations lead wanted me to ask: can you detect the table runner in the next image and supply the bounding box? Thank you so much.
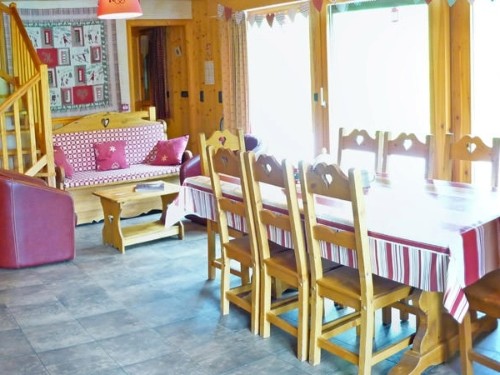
[166,175,500,322]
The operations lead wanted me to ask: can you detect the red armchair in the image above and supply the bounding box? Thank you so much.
[0,169,76,268]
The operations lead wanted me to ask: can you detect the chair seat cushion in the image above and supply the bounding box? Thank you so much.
[61,163,180,189]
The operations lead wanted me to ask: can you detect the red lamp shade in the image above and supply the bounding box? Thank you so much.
[97,0,143,20]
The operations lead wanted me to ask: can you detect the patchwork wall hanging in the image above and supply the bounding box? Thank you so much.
[19,7,121,117]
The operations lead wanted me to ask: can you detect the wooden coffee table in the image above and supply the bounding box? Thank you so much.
[93,182,184,253]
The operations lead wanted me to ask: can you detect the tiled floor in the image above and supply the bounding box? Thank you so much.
[0,214,498,375]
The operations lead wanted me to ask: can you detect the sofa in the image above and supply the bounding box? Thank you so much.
[52,108,192,224]
[0,169,75,268]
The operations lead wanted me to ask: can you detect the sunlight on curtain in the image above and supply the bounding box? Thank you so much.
[246,14,313,165]
[471,1,500,186]
[328,2,429,176]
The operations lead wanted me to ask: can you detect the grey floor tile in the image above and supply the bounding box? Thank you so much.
[9,300,74,328]
[0,353,48,375]
[78,309,147,340]
[0,306,19,331]
[123,352,210,375]
[38,342,119,375]
[22,319,94,352]
[97,328,176,367]
[0,328,35,357]
[0,218,497,375]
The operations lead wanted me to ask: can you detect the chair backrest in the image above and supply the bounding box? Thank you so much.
[299,162,373,299]
[445,133,500,188]
[244,151,307,276]
[337,127,385,174]
[199,129,245,176]
[206,145,256,251]
[381,132,435,180]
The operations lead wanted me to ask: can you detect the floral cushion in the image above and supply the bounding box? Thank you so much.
[93,140,129,171]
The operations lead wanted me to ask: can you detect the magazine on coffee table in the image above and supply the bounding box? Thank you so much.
[134,182,165,192]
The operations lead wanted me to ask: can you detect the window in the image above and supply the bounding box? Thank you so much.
[247,12,314,164]
[327,0,430,174]
[471,0,500,186]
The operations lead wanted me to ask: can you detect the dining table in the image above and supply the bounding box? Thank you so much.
[165,173,500,374]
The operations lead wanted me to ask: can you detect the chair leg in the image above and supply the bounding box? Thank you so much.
[260,270,272,338]
[297,279,309,362]
[358,306,375,375]
[207,221,217,280]
[240,265,250,285]
[382,307,392,325]
[220,248,230,315]
[459,311,474,375]
[308,290,323,366]
[250,267,260,335]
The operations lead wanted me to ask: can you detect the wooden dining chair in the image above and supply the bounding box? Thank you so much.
[206,145,259,334]
[381,132,435,180]
[199,129,247,281]
[459,269,500,374]
[244,151,310,361]
[380,132,435,324]
[337,127,385,174]
[299,162,415,372]
[445,133,500,189]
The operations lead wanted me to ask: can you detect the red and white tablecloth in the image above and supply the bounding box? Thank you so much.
[166,175,500,322]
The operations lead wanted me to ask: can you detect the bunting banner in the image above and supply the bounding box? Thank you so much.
[217,0,484,26]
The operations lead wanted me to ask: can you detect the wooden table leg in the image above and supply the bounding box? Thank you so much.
[390,290,449,374]
[100,198,125,253]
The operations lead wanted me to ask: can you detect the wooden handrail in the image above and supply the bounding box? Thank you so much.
[0,3,54,185]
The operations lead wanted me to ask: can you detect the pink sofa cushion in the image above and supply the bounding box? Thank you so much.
[150,135,189,166]
[53,145,74,178]
[94,140,129,171]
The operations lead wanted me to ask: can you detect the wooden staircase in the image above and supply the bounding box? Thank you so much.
[0,3,55,186]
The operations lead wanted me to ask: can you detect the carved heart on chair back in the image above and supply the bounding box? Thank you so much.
[356,134,365,145]
[262,162,272,176]
[403,139,413,150]
[466,142,477,154]
[218,136,227,146]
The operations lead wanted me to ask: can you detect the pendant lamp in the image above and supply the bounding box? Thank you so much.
[97,0,143,19]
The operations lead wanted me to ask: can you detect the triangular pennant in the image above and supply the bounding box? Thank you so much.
[266,13,275,27]
[224,6,233,21]
[425,0,432,4]
[299,2,310,17]
[247,13,256,26]
[447,0,456,5]
[288,8,297,22]
[276,12,286,26]
[312,0,323,12]
[255,14,264,27]
[234,11,244,25]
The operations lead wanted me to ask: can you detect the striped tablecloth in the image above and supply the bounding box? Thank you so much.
[166,175,500,322]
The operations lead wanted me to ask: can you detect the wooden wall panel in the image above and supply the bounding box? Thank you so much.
[192,0,224,154]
